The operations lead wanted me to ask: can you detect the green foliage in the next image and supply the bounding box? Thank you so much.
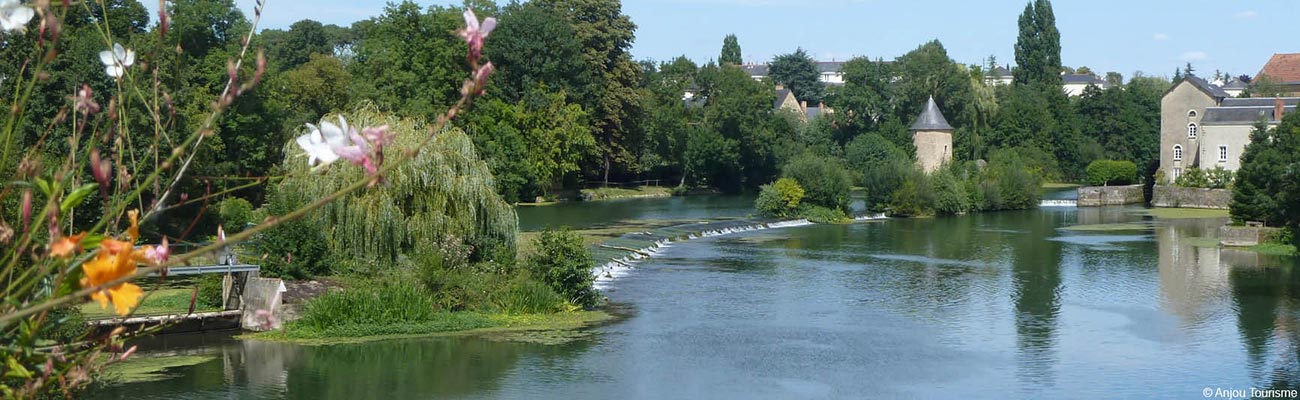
[295,280,439,332]
[781,154,852,211]
[271,109,518,276]
[254,187,331,278]
[798,205,851,224]
[768,48,824,104]
[462,89,596,202]
[893,41,973,129]
[719,34,742,65]
[349,2,469,119]
[526,229,599,308]
[845,133,910,209]
[1013,0,1062,88]
[827,57,894,138]
[931,167,970,215]
[1085,160,1138,186]
[217,197,254,232]
[690,63,782,190]
[1232,115,1300,229]
[281,54,352,123]
[197,276,224,309]
[755,178,805,218]
[1174,167,1209,188]
[887,176,928,217]
[1205,167,1236,189]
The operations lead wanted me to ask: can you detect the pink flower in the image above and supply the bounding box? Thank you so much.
[471,62,495,96]
[456,8,496,61]
[69,84,100,115]
[145,237,169,266]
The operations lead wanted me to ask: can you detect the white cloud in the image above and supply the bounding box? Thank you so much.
[1180,51,1208,61]
[1153,33,1168,41]
[1234,10,1258,19]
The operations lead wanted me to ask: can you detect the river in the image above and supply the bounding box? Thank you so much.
[92,198,1300,399]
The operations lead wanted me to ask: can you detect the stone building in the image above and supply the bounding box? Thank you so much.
[910,96,954,173]
[1159,75,1298,180]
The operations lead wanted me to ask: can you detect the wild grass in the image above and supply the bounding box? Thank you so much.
[78,288,219,320]
[1250,243,1298,256]
[580,186,672,201]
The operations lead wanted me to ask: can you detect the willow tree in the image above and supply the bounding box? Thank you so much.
[270,108,518,274]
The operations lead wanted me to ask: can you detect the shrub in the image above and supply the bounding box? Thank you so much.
[1205,167,1235,189]
[782,153,853,211]
[931,168,969,215]
[887,179,926,217]
[1174,167,1209,188]
[295,280,438,332]
[846,134,911,210]
[217,197,255,233]
[990,146,1060,183]
[755,178,805,218]
[494,277,565,314]
[799,205,851,224]
[197,275,224,309]
[1085,160,1138,186]
[253,188,330,278]
[526,229,599,308]
[984,150,1044,210]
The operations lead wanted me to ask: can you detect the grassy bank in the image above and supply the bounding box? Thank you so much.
[80,288,220,320]
[1142,208,1230,219]
[580,186,672,201]
[246,310,613,345]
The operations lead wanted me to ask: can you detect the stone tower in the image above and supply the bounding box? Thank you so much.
[910,96,954,173]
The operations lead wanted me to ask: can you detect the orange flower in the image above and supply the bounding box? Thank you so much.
[50,232,87,258]
[79,210,152,316]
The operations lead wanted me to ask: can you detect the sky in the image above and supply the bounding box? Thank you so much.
[147,0,1298,81]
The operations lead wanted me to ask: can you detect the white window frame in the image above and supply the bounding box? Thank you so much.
[1173,168,1182,179]
[1173,145,1183,161]
[1219,145,1228,162]
[1187,123,1198,139]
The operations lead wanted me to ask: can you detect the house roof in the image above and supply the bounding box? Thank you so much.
[1222,78,1249,90]
[1219,97,1300,107]
[1165,74,1230,100]
[741,64,768,76]
[775,88,795,109]
[816,62,845,74]
[1256,53,1300,84]
[806,106,823,120]
[1063,74,1106,86]
[1202,104,1297,125]
[991,66,1012,77]
[910,96,953,131]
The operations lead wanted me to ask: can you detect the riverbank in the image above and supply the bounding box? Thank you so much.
[243,310,615,346]
[580,186,673,201]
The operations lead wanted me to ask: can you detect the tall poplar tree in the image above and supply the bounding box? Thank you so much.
[720,34,742,65]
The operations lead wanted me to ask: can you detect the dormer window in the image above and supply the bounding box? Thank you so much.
[1187,123,1198,139]
[1173,145,1183,161]
[1188,110,1198,118]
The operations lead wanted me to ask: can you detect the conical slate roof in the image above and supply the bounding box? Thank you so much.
[910,96,954,131]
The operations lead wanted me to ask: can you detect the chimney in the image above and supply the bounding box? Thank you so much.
[1277,98,1286,121]
[800,101,807,110]
[775,84,785,91]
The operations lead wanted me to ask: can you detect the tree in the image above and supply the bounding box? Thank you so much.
[1013,0,1062,89]
[281,54,352,123]
[486,2,590,104]
[533,0,642,185]
[261,19,342,71]
[640,56,699,185]
[462,88,596,202]
[768,48,824,104]
[893,40,973,130]
[695,63,783,189]
[349,2,468,119]
[719,34,742,65]
[782,153,852,211]
[828,56,894,141]
[1231,114,1300,239]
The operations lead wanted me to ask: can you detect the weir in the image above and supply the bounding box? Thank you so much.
[89,260,284,334]
[591,214,888,289]
[1040,199,1078,207]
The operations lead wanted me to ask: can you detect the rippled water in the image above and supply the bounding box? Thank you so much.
[515,194,757,231]
[94,204,1300,399]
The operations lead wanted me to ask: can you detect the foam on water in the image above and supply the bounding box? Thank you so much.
[593,217,849,290]
[1040,199,1078,207]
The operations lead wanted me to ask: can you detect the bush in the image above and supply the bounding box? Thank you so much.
[197,275,224,308]
[755,178,805,218]
[494,277,565,314]
[984,150,1044,210]
[799,205,851,224]
[1174,167,1209,188]
[887,179,926,217]
[782,153,853,211]
[526,229,599,308]
[846,134,911,210]
[253,188,330,279]
[931,167,969,215]
[1085,160,1138,186]
[295,280,438,332]
[217,197,254,233]
[1205,167,1235,189]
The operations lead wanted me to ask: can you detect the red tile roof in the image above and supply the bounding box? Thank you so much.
[1257,53,1300,83]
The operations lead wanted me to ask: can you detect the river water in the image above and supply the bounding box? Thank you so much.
[93,199,1300,399]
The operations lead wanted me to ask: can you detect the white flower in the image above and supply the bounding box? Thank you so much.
[99,43,135,78]
[0,0,34,33]
[294,116,351,167]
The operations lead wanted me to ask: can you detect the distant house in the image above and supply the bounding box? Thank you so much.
[817,61,846,85]
[1159,75,1298,180]
[985,65,1013,86]
[1255,53,1300,96]
[1218,78,1248,97]
[740,61,848,86]
[774,85,804,117]
[1062,74,1109,97]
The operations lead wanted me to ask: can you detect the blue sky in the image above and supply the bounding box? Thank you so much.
[156,0,1297,80]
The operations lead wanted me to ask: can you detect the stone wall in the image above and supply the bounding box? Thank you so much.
[1077,185,1144,207]
[1152,185,1231,209]
[1219,225,1285,247]
[913,130,952,173]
